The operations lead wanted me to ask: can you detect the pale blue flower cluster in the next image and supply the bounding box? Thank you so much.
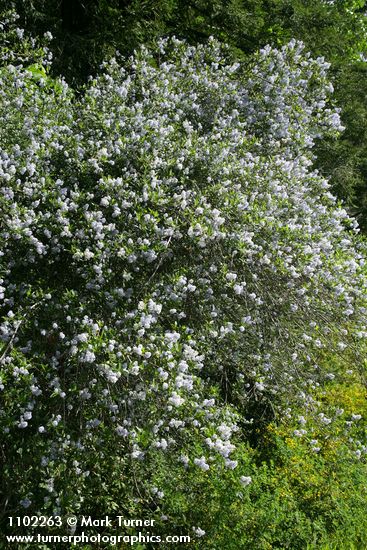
[0,26,366,511]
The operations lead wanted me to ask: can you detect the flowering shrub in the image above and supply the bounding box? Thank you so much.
[0,21,367,517]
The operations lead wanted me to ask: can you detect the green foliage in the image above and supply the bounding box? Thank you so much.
[6,1,365,82]
[4,392,367,549]
[148,370,367,549]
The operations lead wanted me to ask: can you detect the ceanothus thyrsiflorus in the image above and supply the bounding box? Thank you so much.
[0,26,366,512]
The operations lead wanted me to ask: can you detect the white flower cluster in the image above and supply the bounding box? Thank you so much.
[1,30,366,511]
